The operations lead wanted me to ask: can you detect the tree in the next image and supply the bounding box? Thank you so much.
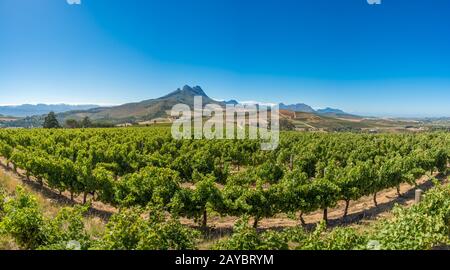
[81,117,92,128]
[280,118,296,131]
[43,112,61,129]
[65,119,80,129]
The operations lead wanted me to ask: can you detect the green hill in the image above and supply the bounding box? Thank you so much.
[59,85,222,124]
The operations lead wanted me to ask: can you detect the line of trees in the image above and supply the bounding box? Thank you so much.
[43,112,61,129]
[42,111,114,129]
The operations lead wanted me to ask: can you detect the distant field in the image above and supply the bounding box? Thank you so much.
[0,117,17,123]
[279,110,445,132]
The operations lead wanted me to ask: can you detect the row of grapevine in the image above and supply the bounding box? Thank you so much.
[215,181,450,250]
[2,178,449,250]
[0,186,198,250]
[0,128,448,227]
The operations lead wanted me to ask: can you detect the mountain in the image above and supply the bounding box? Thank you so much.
[278,104,352,116]
[0,104,99,118]
[3,86,357,128]
[224,99,239,105]
[279,103,315,113]
[316,107,346,114]
[316,107,354,117]
[58,85,223,124]
[315,107,362,119]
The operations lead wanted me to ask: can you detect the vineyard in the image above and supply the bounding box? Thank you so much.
[0,127,449,250]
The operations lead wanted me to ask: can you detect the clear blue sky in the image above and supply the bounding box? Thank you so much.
[1,0,449,117]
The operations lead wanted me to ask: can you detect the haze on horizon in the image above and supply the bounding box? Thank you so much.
[1,0,449,118]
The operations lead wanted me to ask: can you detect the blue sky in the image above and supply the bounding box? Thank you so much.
[0,0,449,117]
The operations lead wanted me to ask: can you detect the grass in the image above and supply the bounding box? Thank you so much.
[0,235,19,250]
[0,170,106,249]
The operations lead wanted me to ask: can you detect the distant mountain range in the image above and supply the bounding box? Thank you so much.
[55,85,223,124]
[1,85,356,127]
[316,107,357,117]
[279,103,315,113]
[224,99,239,105]
[2,86,448,130]
[56,85,353,123]
[0,104,99,118]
